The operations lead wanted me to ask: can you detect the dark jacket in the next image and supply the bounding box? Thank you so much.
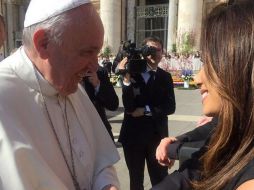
[119,67,176,145]
[152,116,254,190]
[81,67,119,140]
[168,117,218,160]
[151,117,218,190]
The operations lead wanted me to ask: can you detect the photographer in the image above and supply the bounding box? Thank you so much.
[118,36,176,189]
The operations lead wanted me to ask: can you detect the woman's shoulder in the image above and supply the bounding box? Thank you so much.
[227,159,254,190]
[237,179,254,190]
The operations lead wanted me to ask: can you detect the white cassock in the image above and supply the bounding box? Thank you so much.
[0,47,120,190]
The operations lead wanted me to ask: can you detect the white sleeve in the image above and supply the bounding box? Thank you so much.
[92,166,120,190]
[0,123,69,190]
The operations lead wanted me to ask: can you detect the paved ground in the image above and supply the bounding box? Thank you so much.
[107,87,202,190]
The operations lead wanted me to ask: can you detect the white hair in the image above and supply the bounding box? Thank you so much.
[23,3,98,50]
[22,13,71,49]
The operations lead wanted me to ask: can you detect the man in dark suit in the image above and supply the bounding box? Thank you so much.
[102,56,113,77]
[81,66,119,141]
[118,36,176,190]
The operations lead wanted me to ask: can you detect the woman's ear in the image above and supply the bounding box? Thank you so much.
[33,29,49,59]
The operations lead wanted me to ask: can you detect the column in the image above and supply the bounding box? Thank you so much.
[167,0,178,52]
[0,0,5,58]
[100,0,121,55]
[126,0,135,43]
[139,0,145,6]
[19,4,26,29]
[121,0,126,41]
[177,0,203,51]
[6,0,14,54]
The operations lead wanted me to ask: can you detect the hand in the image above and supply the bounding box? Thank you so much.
[85,71,100,88]
[123,73,131,84]
[156,137,177,167]
[127,107,144,117]
[159,159,175,169]
[117,57,128,70]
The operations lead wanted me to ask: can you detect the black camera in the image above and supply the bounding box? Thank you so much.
[122,40,157,74]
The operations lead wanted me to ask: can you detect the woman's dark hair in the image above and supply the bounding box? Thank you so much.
[193,1,254,189]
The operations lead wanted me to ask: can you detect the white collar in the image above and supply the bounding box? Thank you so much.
[146,66,157,73]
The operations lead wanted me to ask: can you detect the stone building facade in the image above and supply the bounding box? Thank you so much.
[0,0,29,56]
[95,0,227,54]
[1,0,226,57]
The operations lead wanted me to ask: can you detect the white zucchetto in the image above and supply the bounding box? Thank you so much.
[24,0,91,27]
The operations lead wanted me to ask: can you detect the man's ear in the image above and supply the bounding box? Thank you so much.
[33,29,49,59]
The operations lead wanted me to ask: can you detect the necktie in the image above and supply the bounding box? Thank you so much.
[147,70,156,87]
[148,70,156,82]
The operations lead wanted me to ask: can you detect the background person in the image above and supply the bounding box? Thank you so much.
[118,36,176,189]
[0,0,120,190]
[81,66,119,142]
[102,56,113,77]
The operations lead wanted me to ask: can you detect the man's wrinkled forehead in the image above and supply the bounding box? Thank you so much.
[24,0,91,27]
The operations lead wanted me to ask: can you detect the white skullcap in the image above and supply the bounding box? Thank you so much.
[24,0,91,27]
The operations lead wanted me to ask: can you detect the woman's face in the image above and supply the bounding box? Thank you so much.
[195,67,222,116]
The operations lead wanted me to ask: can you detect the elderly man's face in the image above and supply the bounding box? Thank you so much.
[46,5,103,95]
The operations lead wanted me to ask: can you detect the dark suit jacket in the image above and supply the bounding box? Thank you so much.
[119,67,176,145]
[103,61,113,74]
[152,116,254,190]
[151,118,218,190]
[81,67,119,135]
[168,117,218,160]
[151,140,210,190]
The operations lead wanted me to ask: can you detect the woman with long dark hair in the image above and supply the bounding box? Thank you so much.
[194,1,254,189]
[155,1,254,189]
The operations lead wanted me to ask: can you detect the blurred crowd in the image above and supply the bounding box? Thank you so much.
[98,51,203,78]
[158,51,202,74]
